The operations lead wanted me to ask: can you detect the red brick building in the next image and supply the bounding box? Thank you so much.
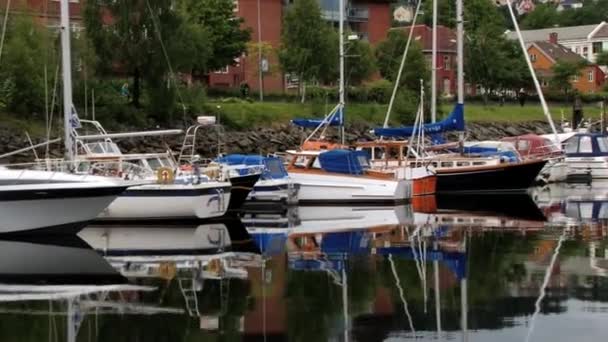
[208,0,393,93]
[393,24,458,97]
[1,0,84,27]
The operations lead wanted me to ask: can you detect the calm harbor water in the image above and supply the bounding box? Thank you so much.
[2,183,608,341]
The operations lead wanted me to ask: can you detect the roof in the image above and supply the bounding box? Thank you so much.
[506,22,608,42]
[391,24,456,53]
[529,41,587,64]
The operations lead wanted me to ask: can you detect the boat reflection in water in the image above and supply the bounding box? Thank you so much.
[79,219,263,333]
[534,181,608,226]
[0,232,169,342]
[3,188,608,341]
[239,193,608,341]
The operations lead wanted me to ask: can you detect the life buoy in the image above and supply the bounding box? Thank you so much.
[156,167,175,184]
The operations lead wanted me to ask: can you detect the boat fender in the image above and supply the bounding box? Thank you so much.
[157,167,175,184]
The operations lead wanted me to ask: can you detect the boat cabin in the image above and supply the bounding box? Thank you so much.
[563,133,608,157]
[355,140,410,169]
[501,134,561,159]
[287,149,387,176]
[355,140,505,171]
[300,139,348,151]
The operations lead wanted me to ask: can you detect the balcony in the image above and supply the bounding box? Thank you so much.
[321,7,369,22]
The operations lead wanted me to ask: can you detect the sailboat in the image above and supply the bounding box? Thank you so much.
[285,0,411,204]
[372,0,547,194]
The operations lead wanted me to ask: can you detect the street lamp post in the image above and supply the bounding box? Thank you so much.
[257,0,264,102]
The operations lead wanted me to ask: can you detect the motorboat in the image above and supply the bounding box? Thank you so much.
[285,149,410,204]
[216,154,299,203]
[66,120,234,220]
[0,168,128,234]
[542,133,608,183]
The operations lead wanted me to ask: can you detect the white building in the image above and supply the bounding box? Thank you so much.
[506,21,608,64]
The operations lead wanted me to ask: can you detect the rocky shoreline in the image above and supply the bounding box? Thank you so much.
[0,120,554,163]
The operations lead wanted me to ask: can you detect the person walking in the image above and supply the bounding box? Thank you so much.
[518,88,526,107]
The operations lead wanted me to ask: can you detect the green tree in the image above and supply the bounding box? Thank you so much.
[375,30,429,123]
[421,0,455,28]
[375,30,430,93]
[0,15,55,116]
[176,0,251,73]
[520,4,559,29]
[84,0,179,109]
[345,37,377,86]
[551,60,586,96]
[596,51,608,67]
[279,0,336,102]
[463,0,528,101]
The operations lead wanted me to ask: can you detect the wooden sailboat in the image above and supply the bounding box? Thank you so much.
[372,0,547,194]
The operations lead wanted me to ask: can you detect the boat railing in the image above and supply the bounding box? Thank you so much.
[4,158,152,182]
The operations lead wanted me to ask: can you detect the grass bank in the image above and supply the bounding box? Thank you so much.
[211,100,604,128]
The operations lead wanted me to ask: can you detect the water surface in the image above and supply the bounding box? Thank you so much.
[1,184,607,341]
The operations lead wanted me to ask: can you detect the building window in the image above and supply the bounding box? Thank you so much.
[588,69,594,82]
[215,66,229,74]
[443,78,451,95]
[583,46,589,59]
[233,0,239,12]
[593,42,603,54]
[443,55,450,70]
[285,73,299,89]
[573,74,580,82]
[530,53,537,62]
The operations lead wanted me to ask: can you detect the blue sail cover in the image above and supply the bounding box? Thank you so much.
[373,103,465,137]
[292,107,344,128]
[318,149,370,175]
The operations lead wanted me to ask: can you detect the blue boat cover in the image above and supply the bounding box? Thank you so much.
[320,232,370,254]
[292,107,344,128]
[249,232,287,256]
[457,147,519,162]
[318,149,370,175]
[216,154,289,180]
[373,103,465,137]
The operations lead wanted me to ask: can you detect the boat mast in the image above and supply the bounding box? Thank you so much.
[456,0,464,106]
[60,0,75,162]
[506,0,559,141]
[456,0,464,147]
[339,0,345,145]
[431,0,438,122]
[382,0,422,129]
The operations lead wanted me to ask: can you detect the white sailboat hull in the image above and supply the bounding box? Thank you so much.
[97,182,232,220]
[288,172,410,204]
